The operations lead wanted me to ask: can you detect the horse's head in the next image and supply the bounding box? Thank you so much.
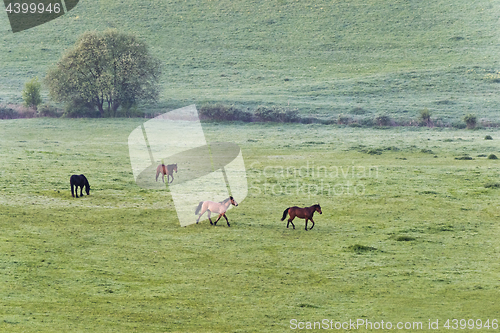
[85,181,90,195]
[229,196,238,207]
[315,204,322,214]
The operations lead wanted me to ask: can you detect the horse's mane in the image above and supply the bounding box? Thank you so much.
[82,175,90,189]
[220,196,233,204]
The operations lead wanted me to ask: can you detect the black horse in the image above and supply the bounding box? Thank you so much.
[70,174,90,198]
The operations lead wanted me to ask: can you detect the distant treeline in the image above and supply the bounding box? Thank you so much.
[1,103,499,129]
[198,104,500,129]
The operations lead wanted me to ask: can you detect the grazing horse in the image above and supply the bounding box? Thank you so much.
[195,196,238,227]
[281,204,322,231]
[70,174,90,198]
[156,163,177,183]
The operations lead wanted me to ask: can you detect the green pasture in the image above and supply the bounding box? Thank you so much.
[1,0,500,121]
[1,118,499,332]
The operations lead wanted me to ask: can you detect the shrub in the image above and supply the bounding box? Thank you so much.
[0,105,18,119]
[254,106,299,122]
[366,149,382,155]
[37,104,61,117]
[358,117,374,127]
[484,182,500,188]
[337,113,351,125]
[2,104,35,118]
[395,235,416,241]
[199,104,227,120]
[300,117,321,124]
[487,154,498,160]
[480,119,500,127]
[199,104,252,122]
[115,102,144,118]
[22,77,42,111]
[451,121,467,129]
[485,135,493,140]
[319,118,336,125]
[63,99,99,118]
[233,109,253,122]
[375,114,392,126]
[347,244,377,253]
[463,113,477,129]
[419,108,432,126]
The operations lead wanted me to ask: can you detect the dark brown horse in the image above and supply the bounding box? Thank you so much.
[156,163,177,183]
[281,204,322,231]
[70,174,90,198]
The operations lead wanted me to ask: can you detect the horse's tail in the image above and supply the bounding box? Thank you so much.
[155,166,160,181]
[195,201,204,215]
[281,207,290,221]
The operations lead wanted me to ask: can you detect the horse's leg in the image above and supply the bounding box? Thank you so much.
[222,214,230,227]
[214,213,223,226]
[305,218,309,231]
[169,174,174,183]
[80,185,83,197]
[71,184,75,197]
[207,211,213,225]
[309,218,315,230]
[287,213,295,229]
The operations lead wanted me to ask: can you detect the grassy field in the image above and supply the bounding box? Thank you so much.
[1,0,500,121]
[1,0,500,331]
[0,118,499,332]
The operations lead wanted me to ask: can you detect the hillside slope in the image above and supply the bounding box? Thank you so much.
[1,0,499,120]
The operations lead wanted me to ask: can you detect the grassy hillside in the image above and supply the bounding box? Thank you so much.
[1,0,500,120]
[0,119,499,332]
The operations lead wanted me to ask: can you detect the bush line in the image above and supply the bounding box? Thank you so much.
[1,102,500,129]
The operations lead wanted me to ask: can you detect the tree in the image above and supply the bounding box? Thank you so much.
[419,108,432,127]
[463,113,477,129]
[22,77,42,111]
[46,29,161,117]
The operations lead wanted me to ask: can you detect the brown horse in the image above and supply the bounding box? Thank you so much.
[156,163,177,183]
[195,196,238,227]
[281,204,322,231]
